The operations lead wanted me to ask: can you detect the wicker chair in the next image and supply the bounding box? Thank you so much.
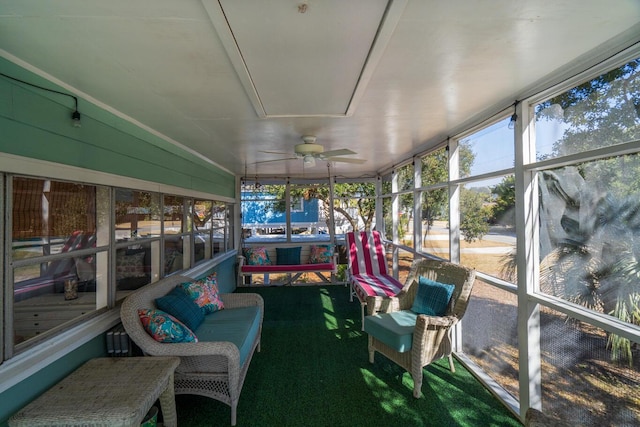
[364,259,475,398]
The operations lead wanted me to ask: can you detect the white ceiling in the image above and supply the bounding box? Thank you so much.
[1,0,639,179]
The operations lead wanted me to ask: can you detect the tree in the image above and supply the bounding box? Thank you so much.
[459,188,490,242]
[395,164,415,241]
[490,175,515,226]
[537,59,640,364]
[421,144,475,236]
[266,182,377,233]
[536,59,640,158]
[421,148,449,231]
[333,182,376,231]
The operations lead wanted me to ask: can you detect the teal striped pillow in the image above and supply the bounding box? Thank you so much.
[411,277,455,316]
[276,246,302,265]
[156,286,205,331]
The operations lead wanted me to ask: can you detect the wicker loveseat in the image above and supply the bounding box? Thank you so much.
[121,274,263,426]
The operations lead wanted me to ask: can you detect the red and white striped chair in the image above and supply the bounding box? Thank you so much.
[346,231,403,329]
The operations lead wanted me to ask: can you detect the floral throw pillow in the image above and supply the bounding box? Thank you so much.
[309,244,334,264]
[138,308,198,343]
[243,247,271,265]
[180,273,224,314]
[197,273,224,311]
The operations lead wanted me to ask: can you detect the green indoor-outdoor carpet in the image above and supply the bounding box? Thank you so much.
[175,285,521,427]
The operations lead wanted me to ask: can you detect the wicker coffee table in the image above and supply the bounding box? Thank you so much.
[9,356,180,427]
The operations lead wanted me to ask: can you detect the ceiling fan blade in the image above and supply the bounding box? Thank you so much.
[259,150,291,155]
[253,157,298,164]
[326,156,367,164]
[319,148,356,158]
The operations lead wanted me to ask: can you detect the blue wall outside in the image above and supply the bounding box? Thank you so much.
[241,192,319,225]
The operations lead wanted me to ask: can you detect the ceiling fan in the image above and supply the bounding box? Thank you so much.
[257,135,366,167]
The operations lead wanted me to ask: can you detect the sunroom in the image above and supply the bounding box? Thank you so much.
[1,1,639,426]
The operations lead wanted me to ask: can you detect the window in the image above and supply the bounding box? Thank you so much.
[288,183,330,241]
[534,58,640,161]
[11,177,107,348]
[241,182,287,242]
[461,119,515,177]
[290,196,304,212]
[538,155,640,324]
[382,196,392,240]
[332,182,376,235]
[192,199,232,261]
[115,189,161,240]
[449,118,519,415]
[462,279,519,400]
[194,199,213,262]
[163,195,187,275]
[115,189,159,294]
[240,179,382,244]
[455,117,516,281]
[6,176,234,355]
[535,59,640,326]
[211,201,228,255]
[420,187,449,260]
[398,192,414,247]
[396,163,414,191]
[459,176,515,281]
[225,204,234,252]
[419,147,449,259]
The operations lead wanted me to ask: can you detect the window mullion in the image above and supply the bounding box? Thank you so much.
[3,175,11,360]
[515,100,542,417]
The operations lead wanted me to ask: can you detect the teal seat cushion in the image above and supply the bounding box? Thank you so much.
[194,306,261,366]
[363,310,417,352]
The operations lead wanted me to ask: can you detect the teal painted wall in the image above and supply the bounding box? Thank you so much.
[0,336,107,426]
[0,58,238,423]
[0,58,235,198]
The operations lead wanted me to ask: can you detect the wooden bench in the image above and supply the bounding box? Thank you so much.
[238,243,338,286]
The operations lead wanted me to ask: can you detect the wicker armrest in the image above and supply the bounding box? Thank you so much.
[411,315,459,362]
[143,340,239,358]
[221,292,264,310]
[366,295,401,314]
[142,341,242,376]
[416,314,459,329]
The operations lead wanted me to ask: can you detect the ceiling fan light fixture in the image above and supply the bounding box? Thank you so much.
[303,154,316,167]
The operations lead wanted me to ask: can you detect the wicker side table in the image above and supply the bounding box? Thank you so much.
[9,356,180,427]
